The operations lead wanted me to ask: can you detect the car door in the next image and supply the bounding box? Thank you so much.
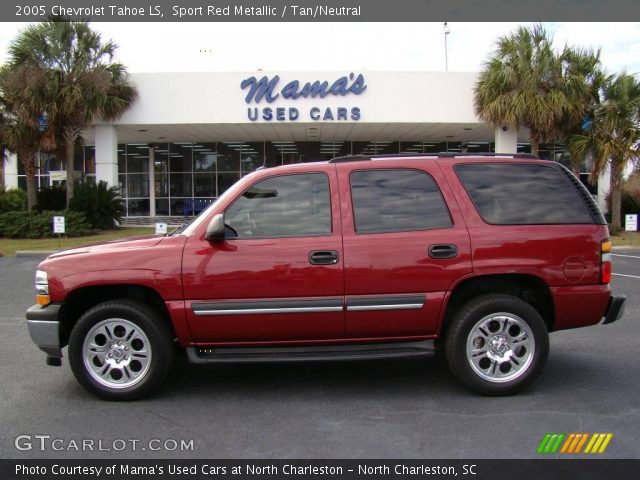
[337,160,472,338]
[182,165,345,343]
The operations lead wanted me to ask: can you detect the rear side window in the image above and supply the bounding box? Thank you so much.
[455,163,593,224]
[350,169,453,234]
[225,173,331,238]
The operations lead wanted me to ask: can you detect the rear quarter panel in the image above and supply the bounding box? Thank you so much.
[438,158,611,330]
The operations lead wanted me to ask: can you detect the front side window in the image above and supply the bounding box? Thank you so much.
[350,169,453,234]
[455,163,594,225]
[225,173,331,238]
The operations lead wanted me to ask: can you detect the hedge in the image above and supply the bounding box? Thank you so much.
[0,211,94,238]
[0,187,27,213]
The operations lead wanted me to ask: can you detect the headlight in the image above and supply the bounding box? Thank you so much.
[35,270,49,304]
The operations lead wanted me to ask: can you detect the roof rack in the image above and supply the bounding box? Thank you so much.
[328,152,539,163]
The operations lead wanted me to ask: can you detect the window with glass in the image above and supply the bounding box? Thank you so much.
[350,169,453,234]
[225,173,332,238]
[455,163,594,224]
[117,143,150,216]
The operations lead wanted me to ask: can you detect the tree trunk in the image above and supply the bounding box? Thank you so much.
[610,158,624,231]
[25,170,37,211]
[0,157,4,187]
[529,129,539,157]
[21,150,38,210]
[65,142,75,206]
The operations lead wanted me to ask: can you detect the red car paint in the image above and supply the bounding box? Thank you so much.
[37,156,614,349]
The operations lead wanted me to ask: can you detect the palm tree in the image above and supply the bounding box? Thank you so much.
[568,73,640,230]
[557,46,605,175]
[0,111,42,210]
[0,69,8,188]
[0,146,5,187]
[6,19,137,205]
[0,109,6,187]
[474,24,589,156]
[1,64,56,210]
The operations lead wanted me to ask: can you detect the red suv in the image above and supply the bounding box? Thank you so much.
[26,153,625,399]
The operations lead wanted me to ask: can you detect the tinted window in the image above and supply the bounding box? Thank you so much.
[350,169,453,234]
[225,173,331,238]
[455,163,593,224]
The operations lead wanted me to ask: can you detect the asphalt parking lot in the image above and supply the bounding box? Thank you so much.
[0,253,638,459]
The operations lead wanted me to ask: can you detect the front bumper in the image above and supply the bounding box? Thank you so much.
[602,295,626,325]
[26,304,62,359]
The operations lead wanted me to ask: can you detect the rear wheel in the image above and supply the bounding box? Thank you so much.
[445,294,549,395]
[69,300,174,400]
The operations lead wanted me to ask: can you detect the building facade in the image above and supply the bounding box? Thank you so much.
[2,71,607,216]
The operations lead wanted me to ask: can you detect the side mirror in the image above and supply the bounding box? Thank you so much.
[205,214,226,241]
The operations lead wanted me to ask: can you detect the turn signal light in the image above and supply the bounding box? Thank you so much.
[36,294,50,306]
[601,240,612,284]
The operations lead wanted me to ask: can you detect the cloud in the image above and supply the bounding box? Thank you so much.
[1,22,639,75]
[550,22,640,74]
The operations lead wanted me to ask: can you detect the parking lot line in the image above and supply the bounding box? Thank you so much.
[611,254,640,259]
[612,273,640,279]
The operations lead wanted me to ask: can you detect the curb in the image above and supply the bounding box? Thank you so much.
[15,250,59,258]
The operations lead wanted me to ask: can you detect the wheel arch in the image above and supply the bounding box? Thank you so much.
[442,274,554,332]
[59,284,175,347]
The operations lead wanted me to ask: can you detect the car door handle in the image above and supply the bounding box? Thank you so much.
[309,250,339,265]
[428,244,458,259]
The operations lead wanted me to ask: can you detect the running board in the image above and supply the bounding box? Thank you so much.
[186,340,435,364]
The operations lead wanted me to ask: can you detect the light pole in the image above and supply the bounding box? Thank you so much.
[444,22,450,72]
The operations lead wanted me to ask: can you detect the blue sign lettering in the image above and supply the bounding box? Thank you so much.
[241,73,367,104]
[249,106,361,122]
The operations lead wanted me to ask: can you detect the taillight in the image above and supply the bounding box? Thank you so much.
[601,240,612,284]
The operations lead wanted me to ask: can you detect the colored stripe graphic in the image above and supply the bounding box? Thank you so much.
[574,433,589,453]
[562,432,587,453]
[560,433,575,453]
[537,434,552,453]
[539,433,613,454]
[537,433,565,453]
[584,433,613,454]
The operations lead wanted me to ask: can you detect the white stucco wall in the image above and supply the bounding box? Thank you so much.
[4,152,18,189]
[107,71,480,126]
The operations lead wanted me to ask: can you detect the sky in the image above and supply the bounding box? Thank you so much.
[0,22,639,74]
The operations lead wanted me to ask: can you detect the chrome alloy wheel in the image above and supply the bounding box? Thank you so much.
[82,318,152,389]
[465,312,535,383]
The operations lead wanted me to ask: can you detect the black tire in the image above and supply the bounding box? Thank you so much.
[68,300,174,401]
[445,294,549,395]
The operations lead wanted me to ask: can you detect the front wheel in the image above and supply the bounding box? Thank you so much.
[68,300,174,400]
[445,294,549,395]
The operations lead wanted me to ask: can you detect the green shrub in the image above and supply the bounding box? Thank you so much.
[35,185,67,212]
[0,210,93,238]
[0,186,27,213]
[69,181,124,230]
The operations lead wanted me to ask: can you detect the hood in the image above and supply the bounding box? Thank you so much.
[47,235,164,259]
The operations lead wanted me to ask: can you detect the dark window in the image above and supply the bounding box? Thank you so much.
[455,163,594,225]
[225,173,331,238]
[350,169,452,234]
